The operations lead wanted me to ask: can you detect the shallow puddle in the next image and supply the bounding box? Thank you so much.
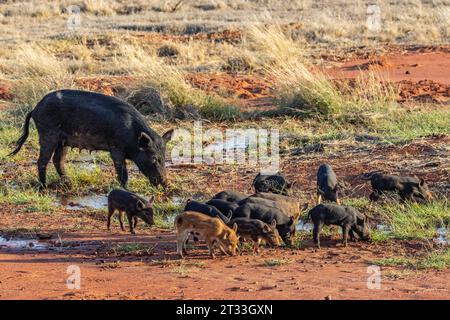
[434,227,449,245]
[376,224,392,233]
[296,220,314,232]
[0,236,49,251]
[56,194,108,210]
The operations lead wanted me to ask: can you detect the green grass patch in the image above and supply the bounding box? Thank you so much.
[109,243,156,256]
[0,187,54,213]
[371,108,450,144]
[376,200,449,241]
[152,201,182,229]
[373,248,450,271]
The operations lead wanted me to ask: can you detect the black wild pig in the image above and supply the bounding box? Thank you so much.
[246,192,303,220]
[9,90,173,188]
[206,199,239,217]
[308,203,370,249]
[107,189,154,234]
[252,172,293,195]
[184,200,232,223]
[369,173,433,202]
[233,203,296,245]
[212,190,248,203]
[317,164,340,204]
[229,218,281,253]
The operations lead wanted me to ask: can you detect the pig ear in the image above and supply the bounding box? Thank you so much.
[139,132,152,148]
[162,129,174,144]
[270,219,277,228]
[136,200,145,210]
[420,178,425,186]
[232,223,238,233]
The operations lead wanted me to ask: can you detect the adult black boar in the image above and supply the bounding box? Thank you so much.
[9,90,173,188]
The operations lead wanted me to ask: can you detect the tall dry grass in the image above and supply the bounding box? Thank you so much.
[246,24,400,120]
[113,43,239,119]
[6,44,78,118]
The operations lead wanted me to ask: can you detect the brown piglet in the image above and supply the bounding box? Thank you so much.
[175,211,239,259]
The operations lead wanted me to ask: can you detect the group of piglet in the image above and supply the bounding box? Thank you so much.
[107,164,433,259]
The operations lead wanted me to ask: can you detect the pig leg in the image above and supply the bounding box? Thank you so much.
[220,243,229,256]
[126,214,135,234]
[37,137,58,188]
[342,224,350,247]
[177,231,189,258]
[349,229,356,242]
[370,191,381,201]
[52,143,68,180]
[317,192,322,204]
[313,221,323,249]
[110,150,128,188]
[253,238,261,254]
[118,211,125,231]
[133,216,139,228]
[107,205,115,231]
[206,238,216,259]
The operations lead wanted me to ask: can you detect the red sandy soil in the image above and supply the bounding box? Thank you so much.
[324,50,450,103]
[1,230,449,300]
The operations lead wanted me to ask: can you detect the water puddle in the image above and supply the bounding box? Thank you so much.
[0,236,49,251]
[163,213,177,225]
[296,220,314,232]
[171,196,184,206]
[376,224,392,233]
[434,227,449,245]
[56,194,108,210]
[206,130,249,161]
[167,130,250,166]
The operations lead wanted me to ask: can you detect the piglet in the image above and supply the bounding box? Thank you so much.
[308,203,370,248]
[107,189,154,234]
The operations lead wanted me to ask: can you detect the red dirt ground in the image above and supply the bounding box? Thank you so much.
[324,50,450,104]
[1,230,448,300]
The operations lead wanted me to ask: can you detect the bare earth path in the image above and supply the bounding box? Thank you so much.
[0,229,449,300]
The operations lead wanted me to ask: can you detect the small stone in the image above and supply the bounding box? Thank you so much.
[325,295,332,300]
